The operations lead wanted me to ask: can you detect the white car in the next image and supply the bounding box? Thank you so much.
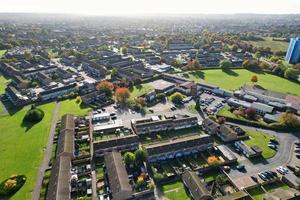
[276,166,288,174]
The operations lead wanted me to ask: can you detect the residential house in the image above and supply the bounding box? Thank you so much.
[182,170,214,200]
[145,134,213,162]
[93,135,139,157]
[131,114,198,135]
[39,83,77,101]
[202,118,220,135]
[104,151,133,200]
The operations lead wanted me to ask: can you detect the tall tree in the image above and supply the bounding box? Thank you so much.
[115,87,130,103]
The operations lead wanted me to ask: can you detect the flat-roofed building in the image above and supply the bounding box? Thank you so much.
[131,114,198,135]
[94,134,139,157]
[145,134,212,162]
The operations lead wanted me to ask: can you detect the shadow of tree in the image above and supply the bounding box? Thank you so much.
[136,84,143,90]
[222,68,238,76]
[21,119,36,132]
[248,156,269,165]
[246,67,265,75]
[190,71,205,80]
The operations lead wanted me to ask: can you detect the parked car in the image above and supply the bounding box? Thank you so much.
[251,176,258,182]
[268,144,277,150]
[170,106,177,111]
[149,109,154,113]
[223,166,231,171]
[236,165,246,171]
[276,166,289,175]
[296,154,300,159]
[258,173,267,181]
[270,138,279,145]
[286,165,296,172]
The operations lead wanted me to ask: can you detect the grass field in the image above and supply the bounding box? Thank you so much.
[244,130,277,159]
[247,186,265,200]
[0,50,6,58]
[0,103,56,200]
[217,106,270,127]
[186,69,300,96]
[0,75,10,94]
[129,84,154,99]
[58,99,91,118]
[247,37,289,52]
[160,181,190,200]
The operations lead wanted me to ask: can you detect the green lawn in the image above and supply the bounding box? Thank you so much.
[0,50,6,58]
[161,181,184,191]
[129,84,154,99]
[164,188,190,200]
[0,103,56,200]
[202,169,222,183]
[186,69,300,96]
[0,75,10,94]
[217,106,270,127]
[244,130,277,159]
[187,104,197,114]
[247,37,289,52]
[58,99,91,118]
[247,186,265,200]
[160,181,190,200]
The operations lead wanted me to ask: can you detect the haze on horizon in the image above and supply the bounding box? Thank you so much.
[0,0,300,15]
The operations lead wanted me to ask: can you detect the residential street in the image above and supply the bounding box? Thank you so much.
[227,123,300,178]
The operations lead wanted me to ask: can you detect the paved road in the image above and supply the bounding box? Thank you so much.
[227,122,300,178]
[32,102,61,200]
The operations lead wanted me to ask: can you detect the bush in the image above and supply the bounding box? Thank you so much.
[153,173,164,181]
[0,175,26,197]
[23,105,44,123]
[170,92,184,104]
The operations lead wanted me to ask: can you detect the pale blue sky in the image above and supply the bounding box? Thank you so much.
[0,0,299,15]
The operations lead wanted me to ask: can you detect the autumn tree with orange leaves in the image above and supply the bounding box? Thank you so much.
[96,80,114,97]
[115,87,130,103]
[207,156,219,165]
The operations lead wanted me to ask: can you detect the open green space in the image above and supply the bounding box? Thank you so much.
[247,186,265,200]
[217,106,270,128]
[0,75,10,94]
[244,130,277,159]
[186,69,300,96]
[129,83,154,99]
[246,37,289,52]
[0,50,6,58]
[0,103,56,200]
[164,188,190,200]
[58,99,91,118]
[160,181,190,200]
